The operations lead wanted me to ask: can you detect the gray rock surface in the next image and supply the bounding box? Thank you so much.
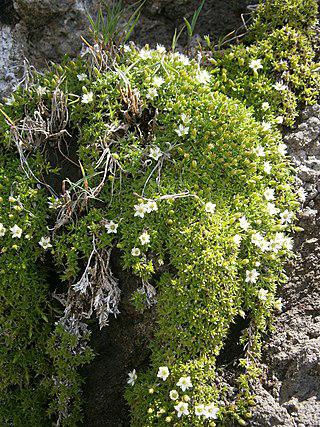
[0,0,98,97]
[0,0,251,97]
[252,105,320,427]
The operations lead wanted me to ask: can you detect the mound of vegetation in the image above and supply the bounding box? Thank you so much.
[0,0,318,425]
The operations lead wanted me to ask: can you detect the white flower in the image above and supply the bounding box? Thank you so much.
[81,92,94,104]
[174,402,189,418]
[258,288,268,301]
[280,209,293,224]
[175,53,190,65]
[149,146,162,161]
[139,231,151,245]
[181,113,191,124]
[264,188,275,201]
[251,233,270,252]
[297,187,307,203]
[175,124,189,137]
[260,239,271,252]
[261,102,270,111]
[146,87,158,100]
[233,234,242,246]
[77,73,87,81]
[261,121,272,132]
[274,298,283,311]
[269,232,284,253]
[251,232,264,246]
[196,70,211,84]
[263,162,272,174]
[152,76,165,87]
[48,197,61,209]
[204,403,219,419]
[123,44,131,52]
[157,366,170,381]
[127,369,137,386]
[8,196,16,203]
[156,44,166,53]
[278,143,287,156]
[193,404,204,416]
[282,235,293,251]
[253,146,265,157]
[266,202,279,216]
[5,95,15,105]
[10,224,22,238]
[105,221,118,234]
[273,82,288,91]
[39,236,52,249]
[0,223,6,237]
[176,376,193,392]
[269,239,281,253]
[205,202,216,214]
[36,86,47,96]
[134,204,147,218]
[239,216,250,231]
[169,390,179,400]
[131,247,141,257]
[146,200,158,212]
[275,116,284,124]
[245,269,260,284]
[249,58,263,72]
[273,232,286,245]
[139,48,152,59]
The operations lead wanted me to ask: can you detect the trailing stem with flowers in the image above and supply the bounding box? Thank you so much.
[0,0,318,425]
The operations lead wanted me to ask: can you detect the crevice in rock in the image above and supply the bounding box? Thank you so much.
[0,0,19,25]
[81,257,155,427]
[217,315,250,366]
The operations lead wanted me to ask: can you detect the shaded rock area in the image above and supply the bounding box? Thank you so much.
[252,105,320,427]
[0,0,251,97]
[81,264,156,427]
[0,0,98,96]
[128,0,251,50]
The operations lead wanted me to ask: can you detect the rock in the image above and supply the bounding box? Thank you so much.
[82,260,156,427]
[0,0,251,97]
[0,0,98,97]
[252,105,320,427]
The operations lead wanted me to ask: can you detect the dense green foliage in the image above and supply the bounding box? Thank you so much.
[0,47,298,425]
[249,0,318,39]
[0,157,52,425]
[0,0,318,425]
[210,2,319,126]
[121,49,297,426]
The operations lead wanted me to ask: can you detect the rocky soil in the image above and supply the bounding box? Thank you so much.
[252,105,320,427]
[1,1,319,426]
